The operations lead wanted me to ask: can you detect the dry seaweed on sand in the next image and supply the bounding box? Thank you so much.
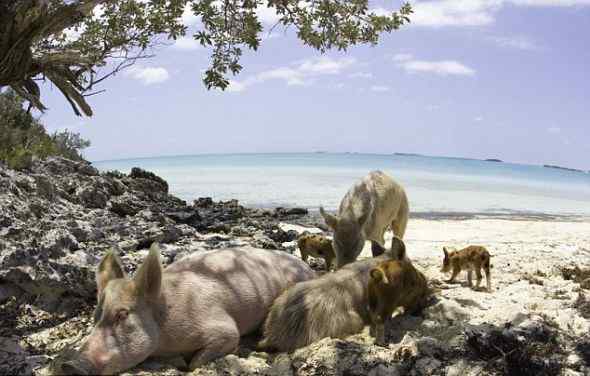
[576,335,590,367]
[559,265,590,288]
[573,292,590,319]
[464,320,564,376]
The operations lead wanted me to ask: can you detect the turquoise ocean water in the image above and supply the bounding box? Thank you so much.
[93,153,590,216]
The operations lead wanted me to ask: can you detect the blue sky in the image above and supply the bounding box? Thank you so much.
[39,0,590,169]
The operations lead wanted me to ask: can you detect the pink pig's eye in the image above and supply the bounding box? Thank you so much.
[115,309,129,324]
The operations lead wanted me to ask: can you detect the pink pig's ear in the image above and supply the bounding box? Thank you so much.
[134,243,162,301]
[96,249,126,298]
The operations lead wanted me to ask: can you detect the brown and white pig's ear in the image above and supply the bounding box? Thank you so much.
[443,247,449,258]
[319,206,339,230]
[96,249,126,297]
[134,243,162,301]
[391,236,406,260]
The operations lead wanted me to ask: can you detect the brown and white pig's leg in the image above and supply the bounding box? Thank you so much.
[485,267,492,292]
[475,268,483,290]
[188,320,240,370]
[446,267,460,284]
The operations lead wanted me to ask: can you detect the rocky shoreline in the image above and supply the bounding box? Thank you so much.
[1,157,589,376]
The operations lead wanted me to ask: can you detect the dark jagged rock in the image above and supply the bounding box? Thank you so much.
[110,192,146,216]
[275,207,308,216]
[194,197,214,207]
[0,158,194,303]
[165,208,201,225]
[0,157,319,375]
[465,318,564,376]
[265,226,298,243]
[129,167,169,193]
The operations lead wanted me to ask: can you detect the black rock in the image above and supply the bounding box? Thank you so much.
[129,167,168,193]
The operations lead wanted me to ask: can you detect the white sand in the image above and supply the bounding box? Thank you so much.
[284,218,590,337]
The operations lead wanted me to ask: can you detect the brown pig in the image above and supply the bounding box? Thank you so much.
[257,237,406,352]
[52,244,315,375]
[297,232,335,270]
[441,245,492,291]
[367,246,431,346]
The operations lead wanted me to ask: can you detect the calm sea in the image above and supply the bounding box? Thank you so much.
[93,153,590,216]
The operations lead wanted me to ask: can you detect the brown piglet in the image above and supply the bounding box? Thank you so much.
[441,245,492,291]
[297,232,335,270]
[367,245,432,346]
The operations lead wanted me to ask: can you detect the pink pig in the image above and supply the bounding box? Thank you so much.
[53,244,314,374]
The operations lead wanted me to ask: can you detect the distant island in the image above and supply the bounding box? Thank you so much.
[543,164,585,173]
[485,158,503,162]
[393,152,424,157]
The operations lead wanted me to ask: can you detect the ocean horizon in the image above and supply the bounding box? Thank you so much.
[93,152,590,216]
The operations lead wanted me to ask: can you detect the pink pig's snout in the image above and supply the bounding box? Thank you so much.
[51,345,98,375]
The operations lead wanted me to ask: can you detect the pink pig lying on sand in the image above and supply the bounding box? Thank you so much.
[52,244,315,375]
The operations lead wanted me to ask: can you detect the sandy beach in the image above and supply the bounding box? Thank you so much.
[290,217,590,337]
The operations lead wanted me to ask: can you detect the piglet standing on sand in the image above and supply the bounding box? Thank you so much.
[52,244,315,375]
[320,170,409,268]
[441,245,492,291]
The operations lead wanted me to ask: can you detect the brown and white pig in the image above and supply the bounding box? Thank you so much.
[52,244,315,375]
[257,237,406,352]
[368,246,432,346]
[320,170,409,268]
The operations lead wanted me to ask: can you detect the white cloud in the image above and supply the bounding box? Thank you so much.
[181,4,201,26]
[256,67,307,86]
[229,57,357,92]
[370,85,391,92]
[298,57,356,74]
[227,80,247,93]
[547,126,561,134]
[370,7,393,16]
[395,55,475,76]
[349,72,373,79]
[172,36,201,50]
[392,53,414,62]
[490,35,540,50]
[409,0,497,27]
[125,66,170,85]
[376,0,590,28]
[257,5,282,25]
[509,0,590,6]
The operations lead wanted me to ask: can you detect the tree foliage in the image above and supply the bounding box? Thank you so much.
[0,90,90,169]
[0,0,412,116]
